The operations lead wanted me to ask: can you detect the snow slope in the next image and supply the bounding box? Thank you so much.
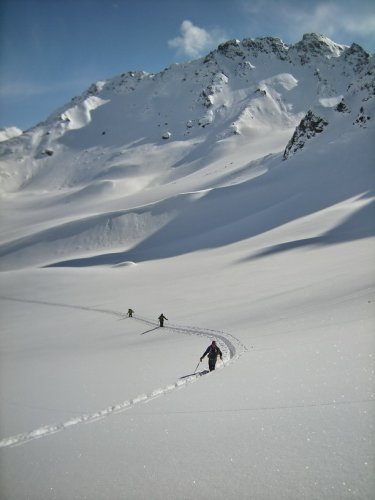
[0,34,374,499]
[0,127,22,143]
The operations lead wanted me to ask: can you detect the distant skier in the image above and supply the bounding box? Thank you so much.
[158,313,168,327]
[200,340,223,372]
[127,308,134,317]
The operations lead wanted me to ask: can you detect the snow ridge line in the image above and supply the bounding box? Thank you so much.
[0,302,246,449]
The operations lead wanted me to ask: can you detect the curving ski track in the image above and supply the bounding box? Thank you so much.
[0,297,247,449]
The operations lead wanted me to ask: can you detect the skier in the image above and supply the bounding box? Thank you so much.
[158,313,168,327]
[200,340,223,372]
[127,308,134,317]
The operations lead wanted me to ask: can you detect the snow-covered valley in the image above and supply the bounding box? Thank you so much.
[0,34,374,499]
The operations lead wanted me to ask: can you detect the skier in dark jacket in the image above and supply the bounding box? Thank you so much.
[158,313,168,327]
[200,340,223,371]
[127,308,134,317]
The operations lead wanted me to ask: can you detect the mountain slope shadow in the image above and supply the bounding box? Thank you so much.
[44,146,374,268]
[244,198,375,261]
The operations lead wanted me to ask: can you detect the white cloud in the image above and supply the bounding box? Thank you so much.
[168,20,226,58]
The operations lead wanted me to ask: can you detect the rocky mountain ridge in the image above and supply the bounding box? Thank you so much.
[0,33,373,195]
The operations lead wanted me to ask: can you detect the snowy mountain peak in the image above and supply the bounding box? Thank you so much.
[0,33,373,225]
[0,25,374,500]
[210,33,348,65]
[294,32,345,58]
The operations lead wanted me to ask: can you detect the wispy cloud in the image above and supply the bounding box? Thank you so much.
[0,77,95,99]
[168,20,227,58]
[0,82,56,98]
[240,0,375,47]
[285,2,375,39]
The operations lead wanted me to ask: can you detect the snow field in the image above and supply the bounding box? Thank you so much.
[0,228,374,499]
[0,33,374,500]
[0,285,245,449]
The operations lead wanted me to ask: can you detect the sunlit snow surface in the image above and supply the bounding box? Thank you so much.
[0,34,374,499]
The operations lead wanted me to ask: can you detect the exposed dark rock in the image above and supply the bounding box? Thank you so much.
[283,111,328,160]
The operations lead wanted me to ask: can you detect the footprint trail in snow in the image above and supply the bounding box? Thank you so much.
[0,299,246,449]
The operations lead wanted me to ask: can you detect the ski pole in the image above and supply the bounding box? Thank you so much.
[194,361,201,373]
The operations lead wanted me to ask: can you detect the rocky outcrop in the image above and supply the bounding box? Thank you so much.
[283,111,328,160]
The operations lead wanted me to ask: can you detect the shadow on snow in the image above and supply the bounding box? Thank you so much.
[1,140,373,269]
[140,327,160,335]
[179,370,210,379]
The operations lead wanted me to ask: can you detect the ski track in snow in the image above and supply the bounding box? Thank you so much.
[0,296,247,449]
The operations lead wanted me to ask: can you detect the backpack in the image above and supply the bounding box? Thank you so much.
[208,345,220,358]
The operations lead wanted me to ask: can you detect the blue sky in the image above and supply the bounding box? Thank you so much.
[1,0,374,130]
